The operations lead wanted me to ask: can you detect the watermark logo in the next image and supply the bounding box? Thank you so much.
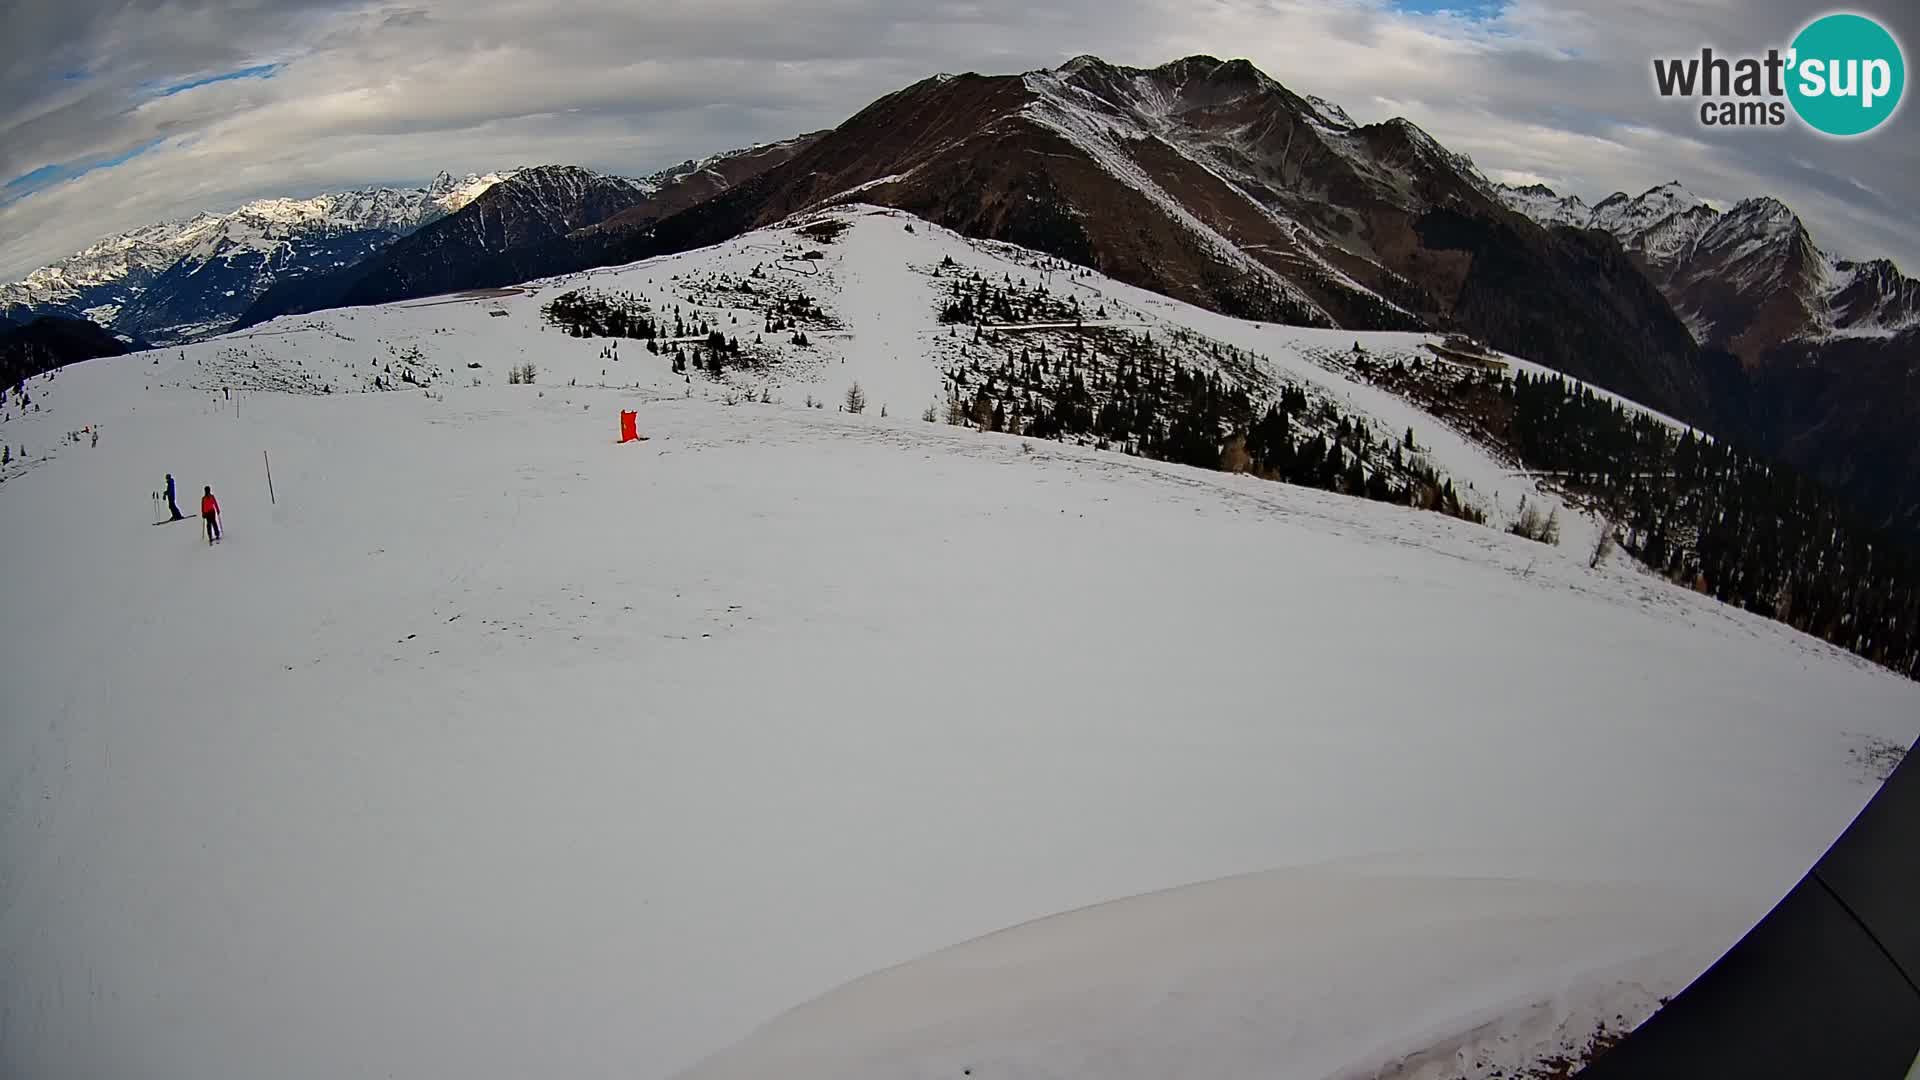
[1652,11,1905,136]
[1788,13,1904,134]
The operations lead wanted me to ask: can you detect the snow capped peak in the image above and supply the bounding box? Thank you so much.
[1379,117,1454,156]
[1696,196,1806,250]
[1719,195,1797,227]
[1046,53,1288,108]
[1302,94,1358,132]
[1593,181,1692,209]
[1058,54,1113,77]
[1823,255,1920,338]
[1370,117,1495,193]
[1589,182,1708,233]
[474,166,648,218]
[433,172,513,214]
[1495,182,1591,229]
[497,164,640,191]
[1685,196,1817,287]
[1012,63,1346,324]
[1627,187,1702,222]
[1832,255,1902,281]
[1165,55,1267,88]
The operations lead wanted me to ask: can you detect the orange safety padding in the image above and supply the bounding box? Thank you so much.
[619,410,639,443]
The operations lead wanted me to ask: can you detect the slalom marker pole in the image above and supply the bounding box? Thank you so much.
[264,450,276,506]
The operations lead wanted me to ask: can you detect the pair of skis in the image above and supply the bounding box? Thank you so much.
[151,514,222,544]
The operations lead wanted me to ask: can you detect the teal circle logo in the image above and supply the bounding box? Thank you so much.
[1787,12,1905,136]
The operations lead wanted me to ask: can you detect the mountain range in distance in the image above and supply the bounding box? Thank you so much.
[0,135,825,348]
[3,54,1916,538]
[1496,179,1918,363]
[0,172,505,344]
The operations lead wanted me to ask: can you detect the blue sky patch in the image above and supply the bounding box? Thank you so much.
[1387,0,1509,18]
[155,63,281,97]
[3,164,68,193]
[2,138,164,204]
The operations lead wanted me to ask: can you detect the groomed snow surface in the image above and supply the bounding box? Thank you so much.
[4,208,1918,1080]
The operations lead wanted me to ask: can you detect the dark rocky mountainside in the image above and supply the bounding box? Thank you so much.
[601,56,1715,423]
[1,316,133,389]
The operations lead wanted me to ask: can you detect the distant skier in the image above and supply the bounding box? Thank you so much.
[201,486,222,545]
[165,473,184,520]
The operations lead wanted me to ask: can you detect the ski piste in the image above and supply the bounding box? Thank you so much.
[3,204,1916,1080]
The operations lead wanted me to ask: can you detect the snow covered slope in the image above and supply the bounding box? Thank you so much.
[167,205,1667,541]
[2,207,1915,1080]
[683,868,1734,1080]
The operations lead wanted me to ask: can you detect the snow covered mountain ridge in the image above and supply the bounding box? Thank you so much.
[0,171,513,342]
[235,150,821,327]
[5,171,508,299]
[3,147,816,345]
[1496,179,1920,350]
[639,133,824,194]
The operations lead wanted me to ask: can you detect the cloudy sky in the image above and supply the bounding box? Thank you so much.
[2,0,1915,281]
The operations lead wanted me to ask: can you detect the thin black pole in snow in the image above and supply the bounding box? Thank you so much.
[264,450,276,505]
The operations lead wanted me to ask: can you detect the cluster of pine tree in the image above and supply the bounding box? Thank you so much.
[937,269,1081,327]
[1208,273,1336,328]
[658,330,746,376]
[543,290,660,340]
[942,328,1481,524]
[548,288,764,376]
[1504,369,1920,678]
[1239,396,1479,519]
[764,294,824,334]
[1,346,62,392]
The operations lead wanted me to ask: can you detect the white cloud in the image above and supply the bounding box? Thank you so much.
[1,0,1914,280]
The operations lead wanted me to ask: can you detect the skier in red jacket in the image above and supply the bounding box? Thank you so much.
[201,486,221,545]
